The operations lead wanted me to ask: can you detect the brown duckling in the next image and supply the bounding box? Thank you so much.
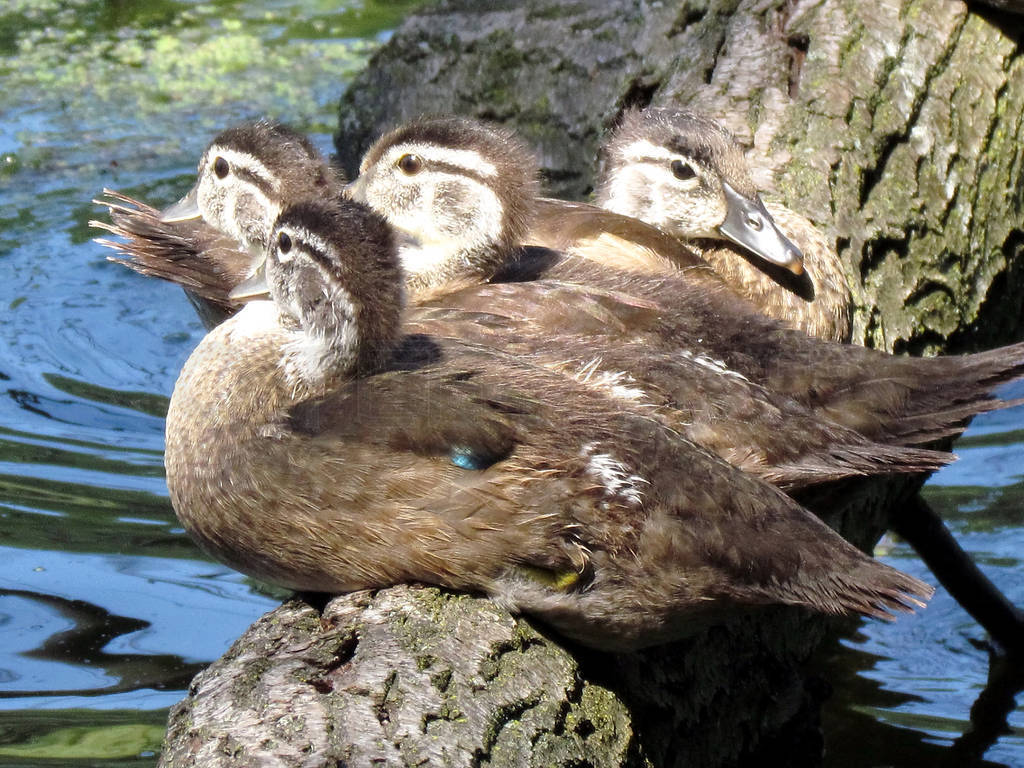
[347,117,540,295]
[97,117,1024,456]
[94,121,345,325]
[595,107,853,342]
[95,122,952,492]
[347,116,1024,451]
[165,194,931,651]
[96,118,1024,650]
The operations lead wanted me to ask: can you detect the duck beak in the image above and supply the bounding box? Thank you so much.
[160,187,201,222]
[718,183,804,275]
[228,260,270,302]
[344,176,366,203]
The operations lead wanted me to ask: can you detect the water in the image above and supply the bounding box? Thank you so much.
[0,2,1020,765]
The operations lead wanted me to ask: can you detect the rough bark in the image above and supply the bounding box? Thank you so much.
[159,587,848,768]
[159,588,637,767]
[162,1,1024,766]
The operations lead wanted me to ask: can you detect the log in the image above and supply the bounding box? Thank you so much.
[160,1,1024,765]
[159,588,635,767]
[158,588,842,767]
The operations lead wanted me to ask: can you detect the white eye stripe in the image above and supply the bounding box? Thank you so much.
[206,147,281,191]
[377,143,498,178]
[275,225,335,265]
[618,139,689,167]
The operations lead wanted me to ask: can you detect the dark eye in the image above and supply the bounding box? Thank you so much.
[671,159,695,181]
[397,153,423,175]
[278,231,292,254]
[213,156,230,179]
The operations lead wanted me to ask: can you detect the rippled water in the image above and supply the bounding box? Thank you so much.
[818,408,1024,766]
[0,2,1021,765]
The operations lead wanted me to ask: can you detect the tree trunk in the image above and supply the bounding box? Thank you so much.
[160,1,1024,765]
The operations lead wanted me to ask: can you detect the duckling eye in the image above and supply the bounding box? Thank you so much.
[670,159,695,181]
[278,231,292,254]
[397,153,423,175]
[213,156,230,179]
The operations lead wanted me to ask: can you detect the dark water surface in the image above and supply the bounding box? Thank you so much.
[0,1,1021,765]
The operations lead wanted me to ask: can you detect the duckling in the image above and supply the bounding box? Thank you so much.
[347,116,1024,450]
[348,118,1024,653]
[595,107,853,342]
[96,118,1023,471]
[95,123,953,492]
[347,117,541,294]
[165,194,931,651]
[346,117,723,284]
[94,121,346,325]
[96,119,1024,650]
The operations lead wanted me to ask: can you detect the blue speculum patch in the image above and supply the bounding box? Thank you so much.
[449,445,488,470]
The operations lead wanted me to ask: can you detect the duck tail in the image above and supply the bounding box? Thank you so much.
[765,442,954,490]
[758,517,934,621]
[90,190,244,309]
[892,343,1024,445]
[694,476,935,624]
[793,557,934,622]
[821,341,1024,448]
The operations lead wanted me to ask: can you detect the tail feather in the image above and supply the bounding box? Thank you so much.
[814,345,1024,448]
[879,396,1024,447]
[764,442,953,490]
[781,555,933,622]
[91,190,249,310]
[816,563,932,621]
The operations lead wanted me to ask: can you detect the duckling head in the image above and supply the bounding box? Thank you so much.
[597,107,804,275]
[163,120,338,254]
[261,198,405,381]
[347,116,540,291]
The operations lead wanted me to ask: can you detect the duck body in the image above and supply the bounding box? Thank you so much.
[347,116,1024,448]
[164,196,930,651]
[467,243,1024,450]
[95,119,1017,485]
[407,285,951,489]
[595,107,853,342]
[98,189,950,491]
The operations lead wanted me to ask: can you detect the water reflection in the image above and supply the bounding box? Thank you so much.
[821,631,1022,768]
[819,403,1024,766]
[0,1,402,761]
[0,587,201,699]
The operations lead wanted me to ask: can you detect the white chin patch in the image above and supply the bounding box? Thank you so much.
[230,301,281,338]
[280,284,359,389]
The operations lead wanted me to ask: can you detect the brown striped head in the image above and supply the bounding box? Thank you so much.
[347,116,540,291]
[166,121,340,254]
[267,198,404,379]
[597,108,803,274]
